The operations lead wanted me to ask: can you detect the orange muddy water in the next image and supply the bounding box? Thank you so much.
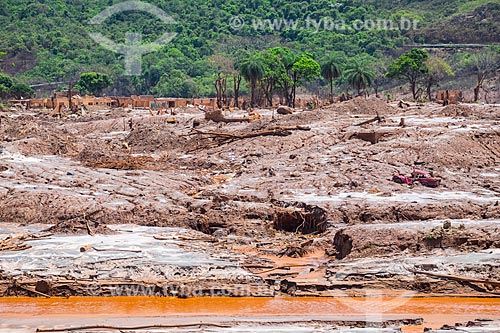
[1,297,499,332]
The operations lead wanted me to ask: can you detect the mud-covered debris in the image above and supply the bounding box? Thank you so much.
[45,219,113,235]
[398,100,410,108]
[352,131,388,144]
[272,201,327,234]
[205,108,250,123]
[393,168,441,188]
[82,155,156,170]
[278,239,314,258]
[333,229,353,259]
[276,106,294,115]
[186,212,229,235]
[0,233,51,252]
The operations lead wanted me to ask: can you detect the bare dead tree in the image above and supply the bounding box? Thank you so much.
[233,72,241,108]
[472,48,499,102]
[214,72,227,109]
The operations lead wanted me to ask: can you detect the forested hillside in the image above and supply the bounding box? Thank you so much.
[0,0,498,97]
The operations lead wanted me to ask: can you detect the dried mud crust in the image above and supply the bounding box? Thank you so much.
[1,99,500,297]
[1,101,499,230]
[427,319,500,332]
[329,222,500,260]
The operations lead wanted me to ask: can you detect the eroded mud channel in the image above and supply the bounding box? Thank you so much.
[1,99,499,332]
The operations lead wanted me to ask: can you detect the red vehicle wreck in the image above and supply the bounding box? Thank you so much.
[393,168,441,188]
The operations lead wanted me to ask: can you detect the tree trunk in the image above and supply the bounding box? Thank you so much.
[426,82,432,102]
[233,74,241,108]
[214,73,223,109]
[267,83,273,107]
[474,85,480,102]
[474,72,484,102]
[68,82,74,112]
[222,77,227,106]
[411,80,417,101]
[291,76,297,108]
[329,80,334,102]
[262,79,273,107]
[283,81,290,107]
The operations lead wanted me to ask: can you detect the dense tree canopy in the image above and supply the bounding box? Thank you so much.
[75,72,113,96]
[386,48,429,100]
[239,55,265,106]
[8,83,35,99]
[344,56,376,96]
[321,56,342,101]
[424,55,454,100]
[291,53,321,106]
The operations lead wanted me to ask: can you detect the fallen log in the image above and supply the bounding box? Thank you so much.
[191,126,310,140]
[0,244,32,252]
[186,126,310,151]
[153,235,216,242]
[0,233,51,252]
[17,284,51,298]
[85,220,95,236]
[411,270,500,288]
[353,113,384,127]
[177,235,217,243]
[241,264,275,269]
[36,323,231,332]
[80,245,142,253]
[398,100,410,108]
[251,264,318,275]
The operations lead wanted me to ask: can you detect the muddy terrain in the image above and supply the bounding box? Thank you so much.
[0,98,499,331]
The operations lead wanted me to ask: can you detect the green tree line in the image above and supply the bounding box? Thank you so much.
[0,0,497,98]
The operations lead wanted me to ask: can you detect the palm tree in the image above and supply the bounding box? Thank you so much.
[344,58,375,97]
[239,55,264,107]
[321,57,342,102]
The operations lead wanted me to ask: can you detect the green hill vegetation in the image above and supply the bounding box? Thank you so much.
[0,0,498,100]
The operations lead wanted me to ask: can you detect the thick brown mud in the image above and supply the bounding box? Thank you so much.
[1,296,499,332]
